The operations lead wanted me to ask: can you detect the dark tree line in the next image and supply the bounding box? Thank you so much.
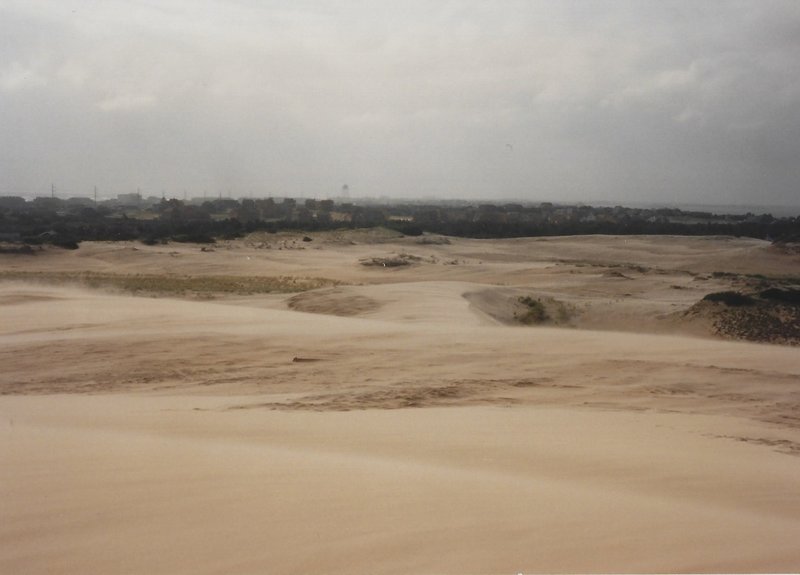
[1,195,798,249]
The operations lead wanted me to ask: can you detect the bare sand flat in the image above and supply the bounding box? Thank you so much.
[1,234,800,573]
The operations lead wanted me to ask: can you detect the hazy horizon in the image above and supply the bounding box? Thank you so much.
[11,188,800,219]
[2,1,800,208]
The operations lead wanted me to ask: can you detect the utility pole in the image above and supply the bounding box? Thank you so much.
[51,183,55,198]
[94,185,98,204]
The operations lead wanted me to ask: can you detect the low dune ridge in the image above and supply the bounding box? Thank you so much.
[2,233,800,573]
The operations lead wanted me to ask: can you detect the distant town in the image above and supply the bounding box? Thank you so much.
[1,192,798,249]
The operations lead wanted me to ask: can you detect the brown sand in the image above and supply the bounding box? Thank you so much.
[1,233,800,573]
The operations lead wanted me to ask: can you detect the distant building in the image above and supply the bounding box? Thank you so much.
[117,192,142,206]
[66,197,95,207]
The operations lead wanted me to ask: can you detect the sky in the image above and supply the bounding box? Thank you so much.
[1,0,799,207]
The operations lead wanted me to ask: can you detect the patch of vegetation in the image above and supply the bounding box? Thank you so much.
[0,270,340,297]
[702,291,756,306]
[556,301,575,323]
[513,295,575,326]
[710,270,800,283]
[712,304,800,346]
[687,285,800,345]
[415,235,451,245]
[759,288,800,304]
[140,237,167,246]
[516,296,549,324]
[360,253,422,267]
[51,237,80,250]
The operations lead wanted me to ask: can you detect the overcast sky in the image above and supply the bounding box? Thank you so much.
[1,1,799,206]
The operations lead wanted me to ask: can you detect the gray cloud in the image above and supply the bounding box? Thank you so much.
[1,0,799,207]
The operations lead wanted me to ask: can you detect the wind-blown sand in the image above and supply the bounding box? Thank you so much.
[1,233,799,573]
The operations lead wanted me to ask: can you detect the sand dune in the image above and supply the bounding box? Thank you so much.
[1,234,800,573]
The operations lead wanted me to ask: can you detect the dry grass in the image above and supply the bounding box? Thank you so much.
[515,295,575,326]
[244,227,405,246]
[0,270,341,297]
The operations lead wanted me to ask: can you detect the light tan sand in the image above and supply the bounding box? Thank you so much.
[1,234,800,573]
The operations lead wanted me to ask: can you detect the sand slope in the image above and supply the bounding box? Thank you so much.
[1,234,800,573]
